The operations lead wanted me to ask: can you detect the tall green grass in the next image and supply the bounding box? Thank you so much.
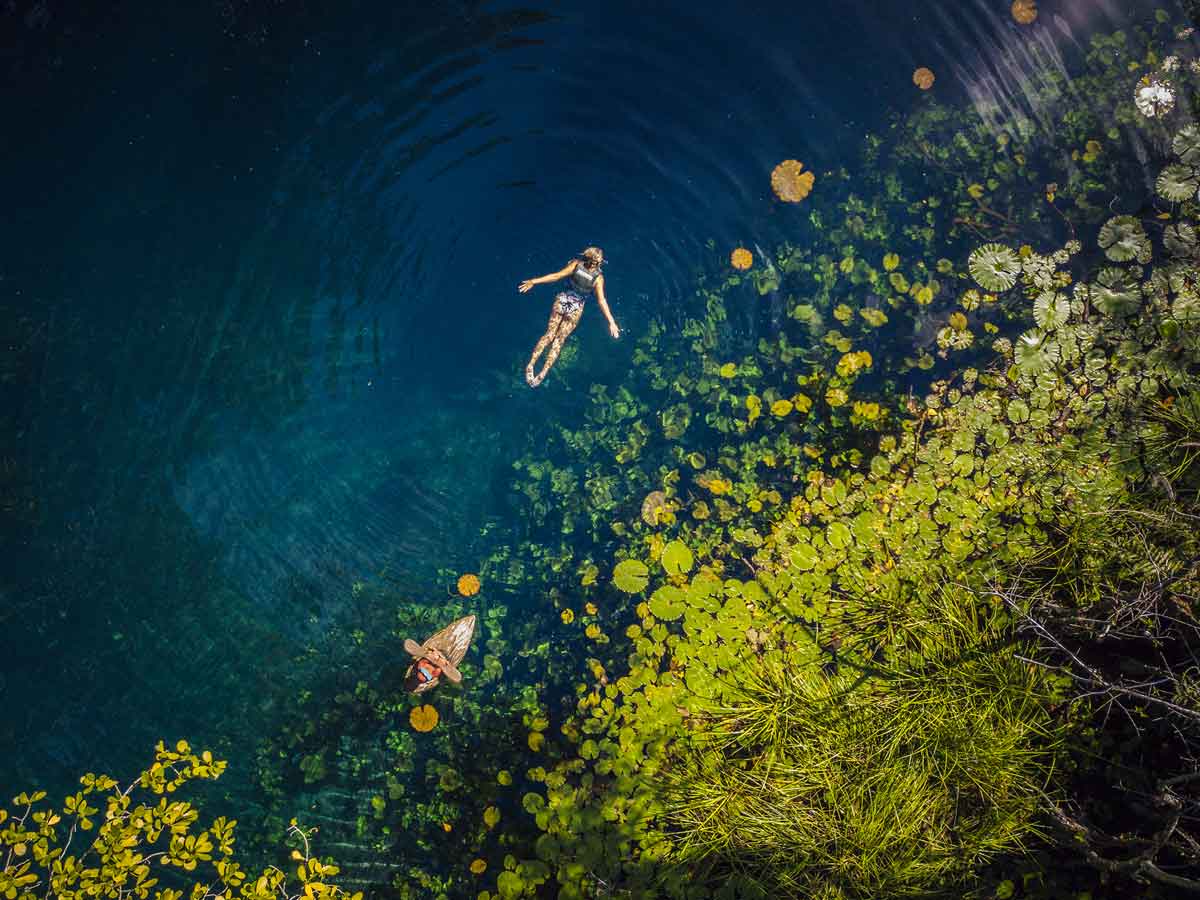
[662,586,1057,898]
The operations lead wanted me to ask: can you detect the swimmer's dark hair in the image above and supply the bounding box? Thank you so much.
[402,666,426,692]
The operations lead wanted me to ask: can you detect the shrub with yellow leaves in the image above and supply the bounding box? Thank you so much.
[0,743,361,900]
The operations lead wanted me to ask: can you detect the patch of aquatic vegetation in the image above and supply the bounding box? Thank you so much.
[454,12,1200,900]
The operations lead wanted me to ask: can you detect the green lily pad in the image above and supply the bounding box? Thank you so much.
[1032,291,1070,330]
[1165,222,1198,257]
[1098,215,1150,263]
[1006,398,1030,424]
[661,540,695,577]
[826,521,852,550]
[613,559,650,593]
[1015,329,1060,376]
[1173,293,1200,325]
[968,242,1020,292]
[1155,163,1198,202]
[1092,268,1141,318]
[1173,124,1200,165]
[649,585,687,621]
[790,542,819,571]
[497,871,525,900]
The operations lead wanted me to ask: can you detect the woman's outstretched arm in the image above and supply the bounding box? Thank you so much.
[518,260,577,293]
[594,276,620,339]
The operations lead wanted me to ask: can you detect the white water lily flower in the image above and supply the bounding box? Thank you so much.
[1162,55,1180,73]
[1135,77,1176,119]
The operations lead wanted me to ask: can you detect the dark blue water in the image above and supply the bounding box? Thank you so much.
[0,0,1178,869]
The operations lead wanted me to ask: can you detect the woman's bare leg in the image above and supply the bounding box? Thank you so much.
[530,306,582,386]
[527,309,566,386]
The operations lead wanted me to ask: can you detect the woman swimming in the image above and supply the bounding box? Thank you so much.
[519,246,620,387]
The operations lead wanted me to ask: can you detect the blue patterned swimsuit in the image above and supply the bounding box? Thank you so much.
[555,262,600,316]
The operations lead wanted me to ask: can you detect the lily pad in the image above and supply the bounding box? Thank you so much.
[1015,329,1060,376]
[661,540,695,577]
[1006,398,1030,424]
[826,521,852,550]
[968,243,1021,292]
[1173,124,1200,165]
[1155,163,1199,202]
[613,559,650,593]
[789,542,819,572]
[1032,291,1069,330]
[649,585,687,620]
[1091,268,1141,318]
[496,871,525,899]
[641,490,668,526]
[1097,215,1150,263]
[1164,222,1198,257]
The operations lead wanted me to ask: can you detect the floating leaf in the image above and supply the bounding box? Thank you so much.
[409,705,439,732]
[1098,215,1150,263]
[1173,124,1200,165]
[1155,163,1199,202]
[1173,293,1200,325]
[1092,268,1141,317]
[641,491,668,527]
[826,522,852,550]
[661,540,694,577]
[1006,398,1030,424]
[968,243,1020,292]
[649,585,687,621]
[613,559,650,593]
[790,542,819,571]
[1032,292,1069,330]
[497,871,525,900]
[1015,329,1060,375]
[1164,222,1197,257]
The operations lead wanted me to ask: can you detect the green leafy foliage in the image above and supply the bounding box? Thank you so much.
[0,742,359,900]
